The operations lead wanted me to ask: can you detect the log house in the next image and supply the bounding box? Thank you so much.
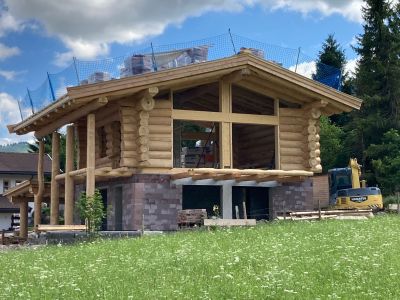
[5,50,361,231]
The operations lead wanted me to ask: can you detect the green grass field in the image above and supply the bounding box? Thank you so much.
[1,215,399,299]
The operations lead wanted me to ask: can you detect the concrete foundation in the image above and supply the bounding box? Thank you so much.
[74,176,314,231]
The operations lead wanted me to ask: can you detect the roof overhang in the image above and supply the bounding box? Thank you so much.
[3,180,64,203]
[8,52,362,136]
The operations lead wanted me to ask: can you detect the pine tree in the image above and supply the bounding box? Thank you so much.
[353,0,400,142]
[344,0,400,187]
[313,34,350,92]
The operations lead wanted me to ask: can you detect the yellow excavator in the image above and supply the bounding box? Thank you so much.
[328,158,383,210]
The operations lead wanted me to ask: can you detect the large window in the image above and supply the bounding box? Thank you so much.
[173,83,219,112]
[232,124,275,169]
[232,84,275,115]
[173,120,220,168]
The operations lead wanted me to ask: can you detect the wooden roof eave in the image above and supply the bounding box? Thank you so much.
[2,180,32,198]
[246,56,362,110]
[8,52,362,135]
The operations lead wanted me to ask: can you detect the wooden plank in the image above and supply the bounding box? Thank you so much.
[37,224,86,231]
[203,219,256,226]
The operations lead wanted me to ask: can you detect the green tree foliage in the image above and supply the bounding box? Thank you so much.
[319,116,345,172]
[366,129,400,195]
[344,0,400,188]
[76,190,105,234]
[28,134,67,172]
[353,0,400,147]
[313,34,353,96]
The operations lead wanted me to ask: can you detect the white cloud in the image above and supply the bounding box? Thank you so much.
[0,42,20,60]
[289,60,316,78]
[4,0,363,65]
[345,57,358,77]
[257,0,364,23]
[0,10,22,37]
[0,92,34,145]
[0,69,19,80]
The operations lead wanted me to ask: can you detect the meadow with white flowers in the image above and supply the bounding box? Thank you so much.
[0,215,399,299]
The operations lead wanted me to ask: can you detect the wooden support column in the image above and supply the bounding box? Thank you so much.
[50,131,60,225]
[86,114,96,197]
[64,125,75,225]
[219,80,232,168]
[274,98,281,170]
[19,201,28,238]
[34,139,45,230]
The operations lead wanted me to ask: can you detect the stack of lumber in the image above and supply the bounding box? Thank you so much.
[277,209,374,221]
[177,209,207,228]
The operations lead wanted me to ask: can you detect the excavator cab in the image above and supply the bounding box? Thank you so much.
[328,168,352,205]
[328,158,383,210]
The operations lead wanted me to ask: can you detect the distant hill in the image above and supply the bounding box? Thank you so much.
[0,142,30,153]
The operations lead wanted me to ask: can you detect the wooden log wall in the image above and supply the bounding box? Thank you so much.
[119,87,161,168]
[279,108,307,171]
[105,121,121,168]
[148,99,173,168]
[94,105,121,168]
[233,125,275,169]
[305,107,322,172]
[119,104,140,167]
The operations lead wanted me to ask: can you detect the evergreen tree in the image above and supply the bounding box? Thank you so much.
[313,34,353,127]
[313,34,351,93]
[344,0,400,187]
[353,0,400,144]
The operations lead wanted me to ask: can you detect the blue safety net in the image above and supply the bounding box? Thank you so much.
[18,33,342,121]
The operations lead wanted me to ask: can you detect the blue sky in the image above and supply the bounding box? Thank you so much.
[0,0,364,144]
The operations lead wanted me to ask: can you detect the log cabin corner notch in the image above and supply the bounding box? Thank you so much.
[6,52,362,230]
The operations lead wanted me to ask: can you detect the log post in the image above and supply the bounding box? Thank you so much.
[34,139,45,231]
[86,114,96,197]
[50,131,60,225]
[219,79,232,168]
[64,125,75,225]
[19,200,28,239]
[274,98,281,169]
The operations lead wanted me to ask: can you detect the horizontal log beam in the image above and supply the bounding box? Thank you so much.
[172,110,278,125]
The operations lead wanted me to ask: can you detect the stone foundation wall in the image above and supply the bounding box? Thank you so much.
[269,178,313,218]
[76,174,182,231]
